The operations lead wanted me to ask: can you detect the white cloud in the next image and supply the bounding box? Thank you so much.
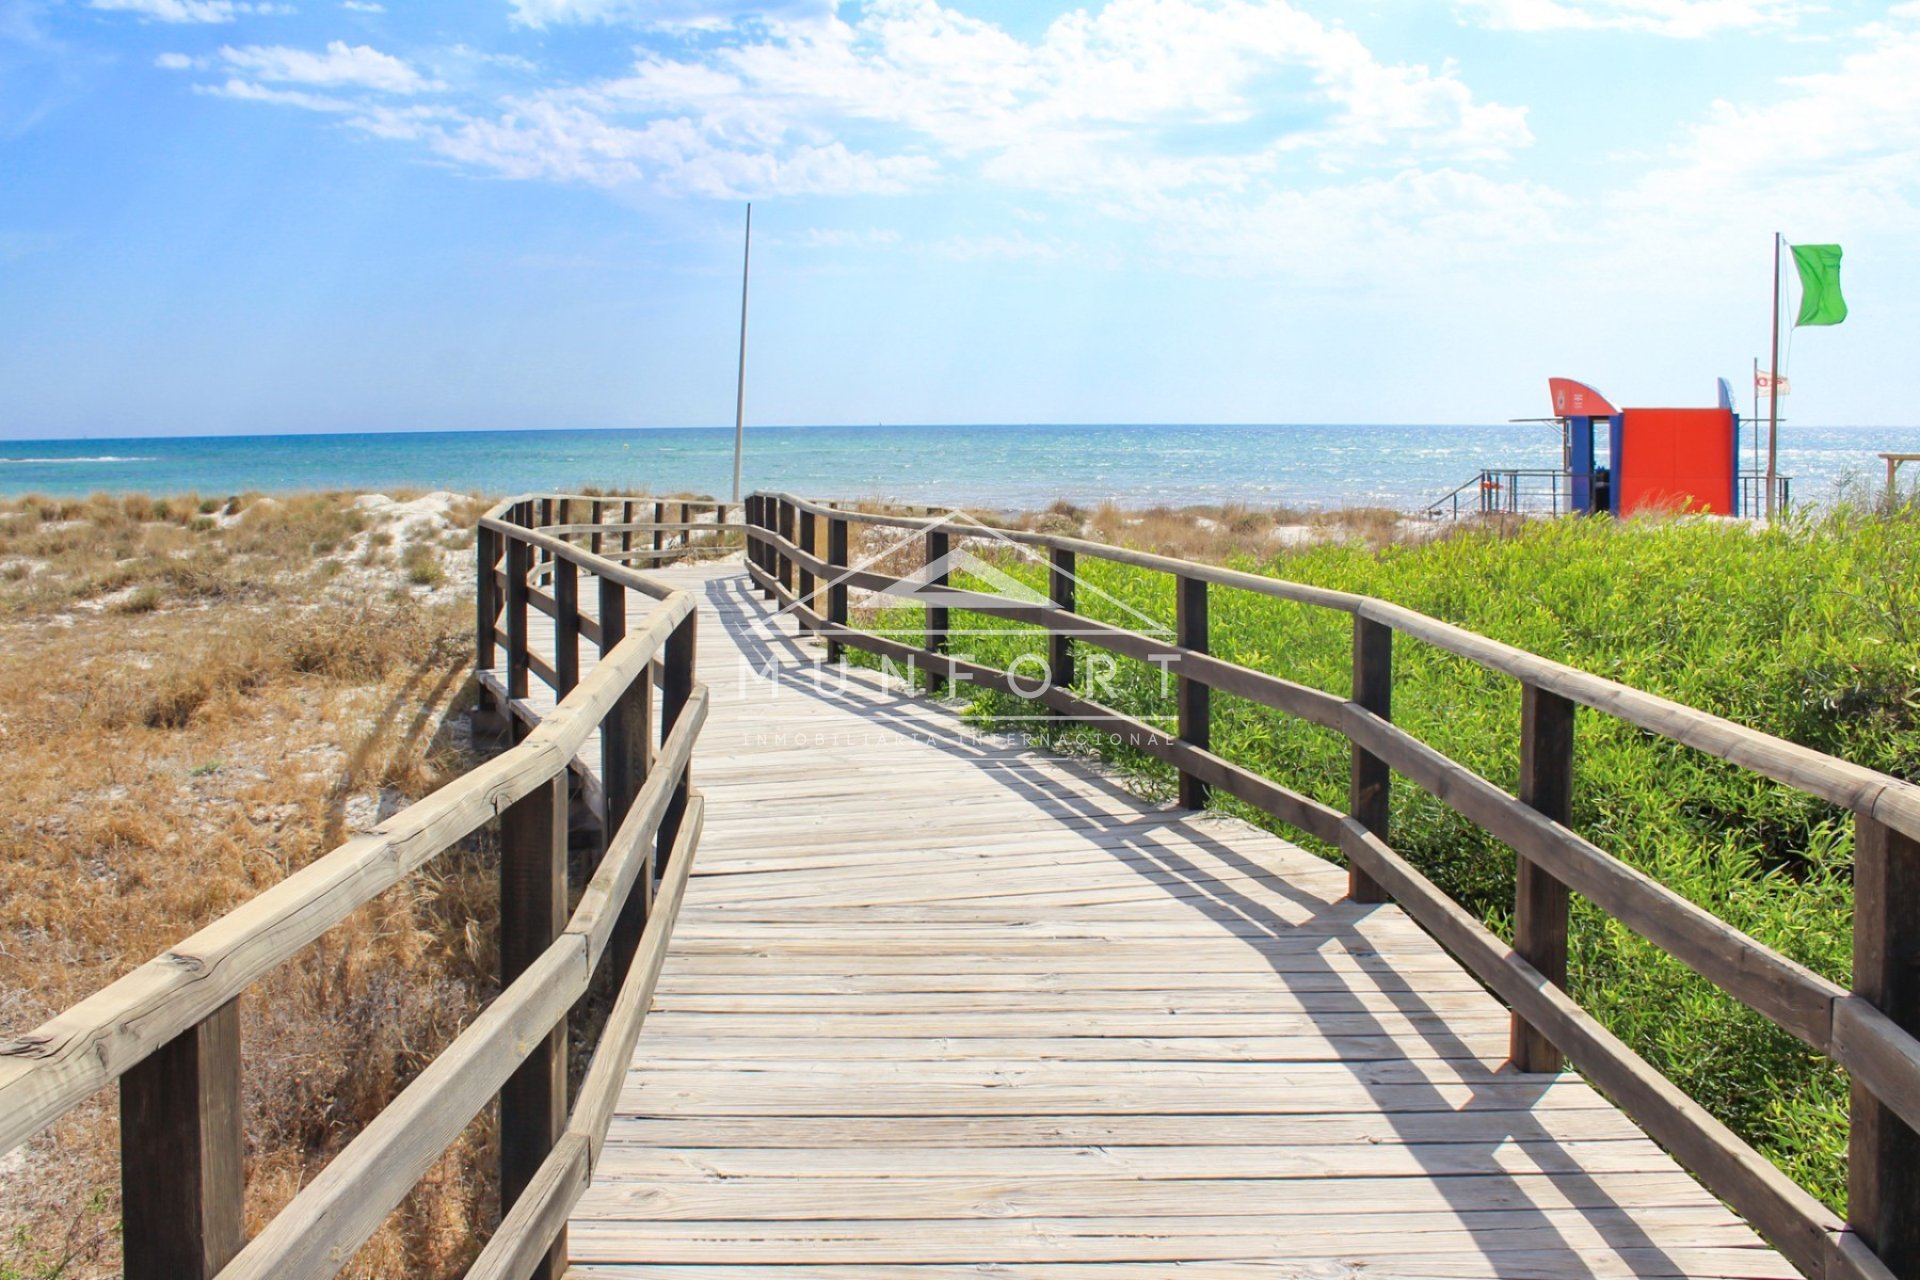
[216,40,441,92]
[1457,0,1808,37]
[1602,9,1920,272]
[507,0,833,28]
[473,0,1528,201]
[342,0,384,10]
[171,0,1551,276]
[153,50,197,68]
[89,0,293,23]
[199,78,354,110]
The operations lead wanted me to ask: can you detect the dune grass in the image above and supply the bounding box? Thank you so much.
[0,491,490,1280]
[847,503,1920,1212]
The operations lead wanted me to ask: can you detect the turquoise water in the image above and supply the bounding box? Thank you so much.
[2,424,1914,512]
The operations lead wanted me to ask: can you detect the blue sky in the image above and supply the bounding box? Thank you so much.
[2,0,1916,437]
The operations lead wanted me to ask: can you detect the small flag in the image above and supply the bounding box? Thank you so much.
[1755,370,1791,394]
[1791,243,1848,327]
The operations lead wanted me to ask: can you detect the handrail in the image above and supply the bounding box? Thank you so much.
[0,491,708,1280]
[743,489,1920,1280]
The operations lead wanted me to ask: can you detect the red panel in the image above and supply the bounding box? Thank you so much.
[1618,408,1735,515]
[1549,378,1618,418]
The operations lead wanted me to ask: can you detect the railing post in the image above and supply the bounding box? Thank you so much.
[554,556,579,696]
[506,536,531,704]
[121,1001,244,1280]
[779,501,797,597]
[476,523,499,672]
[1850,813,1920,1274]
[620,499,634,557]
[1049,547,1076,704]
[1348,614,1393,903]
[603,578,656,982]
[827,515,849,664]
[1512,683,1574,1072]
[653,500,666,558]
[757,498,776,596]
[925,527,950,695]
[538,499,554,569]
[1175,574,1210,810]
[797,509,817,621]
[589,499,603,558]
[498,770,567,1280]
[658,613,697,884]
[679,501,692,554]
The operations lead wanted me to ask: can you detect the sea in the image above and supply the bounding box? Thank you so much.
[2,424,1915,514]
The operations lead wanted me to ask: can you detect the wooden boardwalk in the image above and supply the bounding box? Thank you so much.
[484,561,1791,1279]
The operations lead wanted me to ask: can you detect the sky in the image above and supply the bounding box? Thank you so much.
[2,0,1916,437]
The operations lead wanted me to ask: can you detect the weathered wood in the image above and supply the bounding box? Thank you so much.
[500,773,569,1280]
[1175,575,1209,809]
[661,613,698,871]
[1850,812,1920,1276]
[653,500,666,556]
[606,666,655,977]
[798,509,817,621]
[215,691,709,1280]
[1513,683,1574,1073]
[467,795,707,1280]
[476,523,499,671]
[758,490,1920,841]
[524,581,605,647]
[120,1000,244,1280]
[621,499,634,556]
[1049,547,1076,699]
[1343,703,1844,1053]
[1336,818,1840,1279]
[924,528,950,695]
[590,499,604,557]
[507,535,532,701]
[0,594,690,1156]
[1348,615,1392,903]
[779,500,797,595]
[554,556,580,696]
[827,515,849,665]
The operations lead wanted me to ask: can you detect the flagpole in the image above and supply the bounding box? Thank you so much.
[731,202,752,505]
[1766,232,1782,522]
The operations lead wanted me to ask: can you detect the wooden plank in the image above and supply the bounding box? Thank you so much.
[572,1256,1803,1280]
[567,1207,1765,1263]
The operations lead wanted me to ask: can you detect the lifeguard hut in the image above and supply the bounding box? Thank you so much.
[1553,376,1741,517]
[1426,378,1776,519]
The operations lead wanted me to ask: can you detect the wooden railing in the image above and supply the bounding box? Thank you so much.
[0,494,708,1280]
[745,490,1920,1280]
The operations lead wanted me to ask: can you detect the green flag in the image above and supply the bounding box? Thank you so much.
[1791,243,1848,326]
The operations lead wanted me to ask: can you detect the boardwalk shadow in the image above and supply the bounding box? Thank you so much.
[696,569,1723,1279]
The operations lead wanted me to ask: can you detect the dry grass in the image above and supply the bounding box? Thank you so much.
[0,490,503,1280]
[835,496,1430,576]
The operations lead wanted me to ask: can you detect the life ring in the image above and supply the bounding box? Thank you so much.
[1480,478,1503,491]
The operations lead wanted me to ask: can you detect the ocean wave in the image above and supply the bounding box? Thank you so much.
[0,455,159,465]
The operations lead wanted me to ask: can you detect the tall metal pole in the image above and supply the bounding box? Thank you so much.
[731,203,752,505]
[1766,232,1782,522]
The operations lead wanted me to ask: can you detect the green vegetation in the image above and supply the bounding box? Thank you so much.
[849,505,1920,1211]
